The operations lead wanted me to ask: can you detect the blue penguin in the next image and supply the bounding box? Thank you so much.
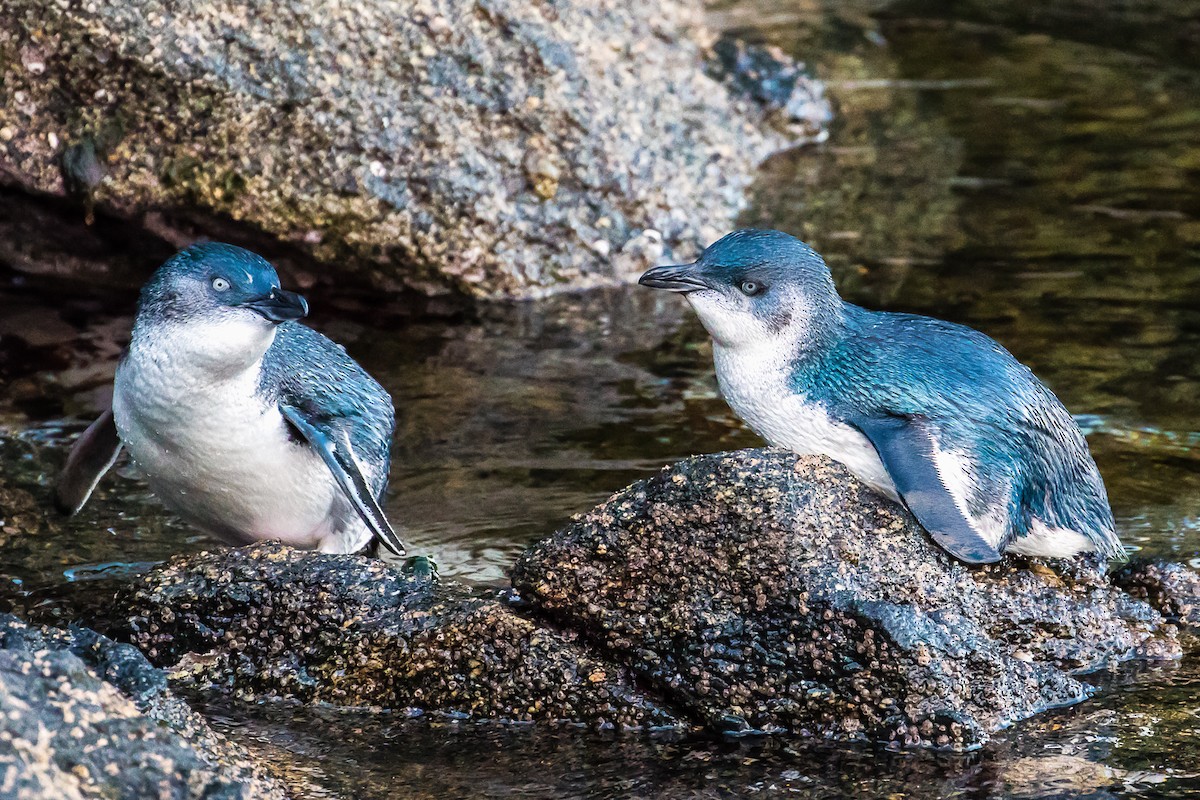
[639,229,1123,564]
[56,242,406,556]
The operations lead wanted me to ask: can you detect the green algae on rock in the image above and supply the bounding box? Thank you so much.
[112,543,682,729]
[511,449,1182,749]
[0,615,288,800]
[0,0,826,298]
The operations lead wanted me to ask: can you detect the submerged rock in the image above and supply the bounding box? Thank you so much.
[111,544,681,729]
[0,0,825,298]
[707,37,832,133]
[0,615,287,799]
[512,449,1181,749]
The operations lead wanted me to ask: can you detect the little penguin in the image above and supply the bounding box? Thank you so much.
[56,242,406,556]
[639,229,1124,564]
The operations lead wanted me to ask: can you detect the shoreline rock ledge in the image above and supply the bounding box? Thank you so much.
[0,615,288,799]
[0,0,826,297]
[102,449,1199,751]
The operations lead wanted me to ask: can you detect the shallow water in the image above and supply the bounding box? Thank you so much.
[2,0,1200,796]
[193,658,1200,798]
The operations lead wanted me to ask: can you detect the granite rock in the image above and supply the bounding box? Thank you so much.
[99,449,1196,751]
[0,0,827,297]
[512,449,1180,748]
[112,543,681,730]
[0,615,288,799]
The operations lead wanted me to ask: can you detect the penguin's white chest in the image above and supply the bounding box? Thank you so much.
[712,344,898,499]
[112,343,355,551]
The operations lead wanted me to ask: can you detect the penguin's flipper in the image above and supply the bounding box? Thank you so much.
[849,414,1004,565]
[56,407,123,515]
[280,403,407,557]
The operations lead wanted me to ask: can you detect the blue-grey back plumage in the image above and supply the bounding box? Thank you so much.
[260,322,394,504]
[263,321,403,556]
[816,307,1116,557]
[56,242,405,557]
[640,229,1122,564]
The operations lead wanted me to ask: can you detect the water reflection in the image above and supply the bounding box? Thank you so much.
[195,658,1200,799]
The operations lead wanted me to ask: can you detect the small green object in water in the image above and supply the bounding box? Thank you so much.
[402,554,438,583]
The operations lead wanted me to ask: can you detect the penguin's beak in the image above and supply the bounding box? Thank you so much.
[240,289,309,323]
[638,262,711,293]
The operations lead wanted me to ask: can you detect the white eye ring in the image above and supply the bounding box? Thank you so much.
[211,277,231,292]
[740,280,763,296]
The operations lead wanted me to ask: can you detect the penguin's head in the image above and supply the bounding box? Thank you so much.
[639,229,842,350]
[139,242,308,325]
[135,243,309,371]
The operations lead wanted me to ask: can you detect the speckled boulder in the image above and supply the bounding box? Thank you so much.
[511,448,1181,749]
[0,615,287,800]
[111,543,681,729]
[0,0,824,297]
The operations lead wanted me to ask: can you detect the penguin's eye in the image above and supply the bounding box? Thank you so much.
[211,277,231,292]
[739,280,764,296]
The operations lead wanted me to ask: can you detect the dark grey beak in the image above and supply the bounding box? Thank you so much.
[638,263,711,293]
[240,288,309,323]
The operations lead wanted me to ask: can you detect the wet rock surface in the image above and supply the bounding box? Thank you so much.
[1114,559,1200,631]
[110,543,681,729]
[0,0,826,298]
[512,448,1183,749]
[98,449,1200,752]
[0,615,287,799]
[707,37,832,132]
[0,470,41,553]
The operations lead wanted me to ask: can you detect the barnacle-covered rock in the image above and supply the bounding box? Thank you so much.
[103,450,1197,750]
[0,0,826,297]
[112,543,681,729]
[0,615,288,799]
[511,448,1181,749]
[1114,559,1200,631]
